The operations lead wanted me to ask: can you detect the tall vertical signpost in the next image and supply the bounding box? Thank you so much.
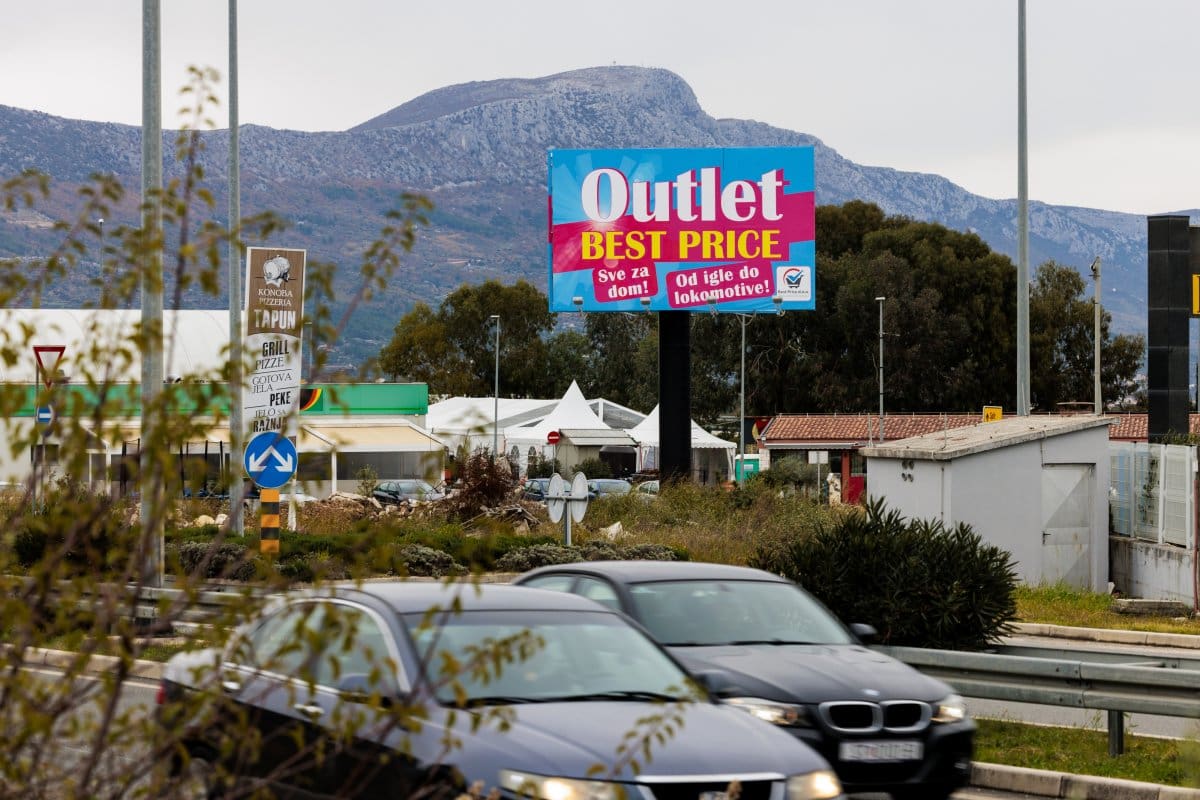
[242,248,306,553]
[32,345,66,505]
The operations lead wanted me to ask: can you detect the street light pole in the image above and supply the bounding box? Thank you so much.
[1091,257,1101,414]
[490,315,500,459]
[876,297,886,442]
[141,0,164,587]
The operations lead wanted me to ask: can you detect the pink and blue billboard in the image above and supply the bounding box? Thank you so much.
[548,147,814,313]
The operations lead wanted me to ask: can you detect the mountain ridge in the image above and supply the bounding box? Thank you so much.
[0,65,1185,362]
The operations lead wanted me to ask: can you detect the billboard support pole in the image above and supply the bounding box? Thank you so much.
[658,311,692,483]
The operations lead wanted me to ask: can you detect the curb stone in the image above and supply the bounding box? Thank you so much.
[1010,622,1200,650]
[971,763,1200,799]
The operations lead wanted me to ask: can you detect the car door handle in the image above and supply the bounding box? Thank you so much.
[294,703,324,719]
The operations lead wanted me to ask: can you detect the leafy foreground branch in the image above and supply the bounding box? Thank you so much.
[0,71,847,800]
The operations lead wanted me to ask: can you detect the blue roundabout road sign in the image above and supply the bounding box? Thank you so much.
[244,431,297,490]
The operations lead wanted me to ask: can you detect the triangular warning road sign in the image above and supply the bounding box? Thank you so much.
[33,345,66,390]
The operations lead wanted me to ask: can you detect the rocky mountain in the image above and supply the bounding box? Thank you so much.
[0,65,1180,364]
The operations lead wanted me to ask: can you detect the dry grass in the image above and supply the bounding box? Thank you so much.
[569,482,844,564]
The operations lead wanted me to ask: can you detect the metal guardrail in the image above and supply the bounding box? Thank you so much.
[879,643,1200,755]
[130,584,266,625]
[19,579,269,627]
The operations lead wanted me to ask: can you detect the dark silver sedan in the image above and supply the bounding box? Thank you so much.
[158,582,845,799]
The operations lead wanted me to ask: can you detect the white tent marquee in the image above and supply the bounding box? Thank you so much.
[505,381,636,473]
[627,405,736,485]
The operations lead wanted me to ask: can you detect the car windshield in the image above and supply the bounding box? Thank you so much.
[401,609,695,705]
[591,480,630,494]
[627,580,855,647]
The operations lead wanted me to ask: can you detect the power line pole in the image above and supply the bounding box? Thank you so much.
[140,0,164,587]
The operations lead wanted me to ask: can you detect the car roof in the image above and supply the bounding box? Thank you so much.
[518,560,791,584]
[319,581,614,615]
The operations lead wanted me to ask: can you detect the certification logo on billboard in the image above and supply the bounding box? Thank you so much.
[243,248,306,439]
[548,147,815,313]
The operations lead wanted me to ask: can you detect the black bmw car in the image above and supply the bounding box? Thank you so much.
[514,561,974,800]
[157,581,845,800]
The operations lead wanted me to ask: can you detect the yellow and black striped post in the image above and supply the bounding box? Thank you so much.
[260,487,280,554]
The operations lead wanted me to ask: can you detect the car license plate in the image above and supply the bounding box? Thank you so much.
[838,740,923,762]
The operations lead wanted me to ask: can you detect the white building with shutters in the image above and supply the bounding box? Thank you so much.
[861,415,1114,592]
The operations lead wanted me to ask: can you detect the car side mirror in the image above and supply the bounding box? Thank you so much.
[692,669,747,698]
[850,623,878,643]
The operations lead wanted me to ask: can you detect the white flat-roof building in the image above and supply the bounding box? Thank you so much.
[862,415,1114,591]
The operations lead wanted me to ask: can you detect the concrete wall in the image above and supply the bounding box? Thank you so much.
[1110,536,1196,605]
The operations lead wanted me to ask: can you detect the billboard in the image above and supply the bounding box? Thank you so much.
[548,147,814,313]
[243,247,306,439]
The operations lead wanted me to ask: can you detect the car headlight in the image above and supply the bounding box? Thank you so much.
[723,697,810,727]
[499,770,622,800]
[787,769,843,799]
[932,693,968,724]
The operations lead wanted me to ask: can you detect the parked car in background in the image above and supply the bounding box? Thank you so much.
[587,478,632,498]
[240,485,319,509]
[373,479,444,504]
[520,477,552,502]
[514,561,974,800]
[523,476,601,502]
[158,583,845,800]
[634,479,659,498]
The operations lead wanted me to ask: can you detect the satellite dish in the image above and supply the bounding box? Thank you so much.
[570,472,589,523]
[546,473,566,523]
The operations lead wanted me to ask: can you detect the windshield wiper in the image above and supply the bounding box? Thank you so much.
[727,639,817,646]
[463,695,549,707]
[553,690,682,703]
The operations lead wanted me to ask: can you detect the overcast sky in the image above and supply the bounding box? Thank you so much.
[3,1,1198,215]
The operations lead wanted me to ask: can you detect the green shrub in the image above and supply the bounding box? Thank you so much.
[494,543,580,572]
[580,542,622,561]
[277,549,352,584]
[11,492,126,571]
[750,456,818,492]
[571,457,611,479]
[495,541,687,572]
[397,544,466,577]
[751,497,1017,649]
[619,543,683,562]
[13,527,48,567]
[355,465,379,497]
[526,456,561,479]
[177,541,260,582]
